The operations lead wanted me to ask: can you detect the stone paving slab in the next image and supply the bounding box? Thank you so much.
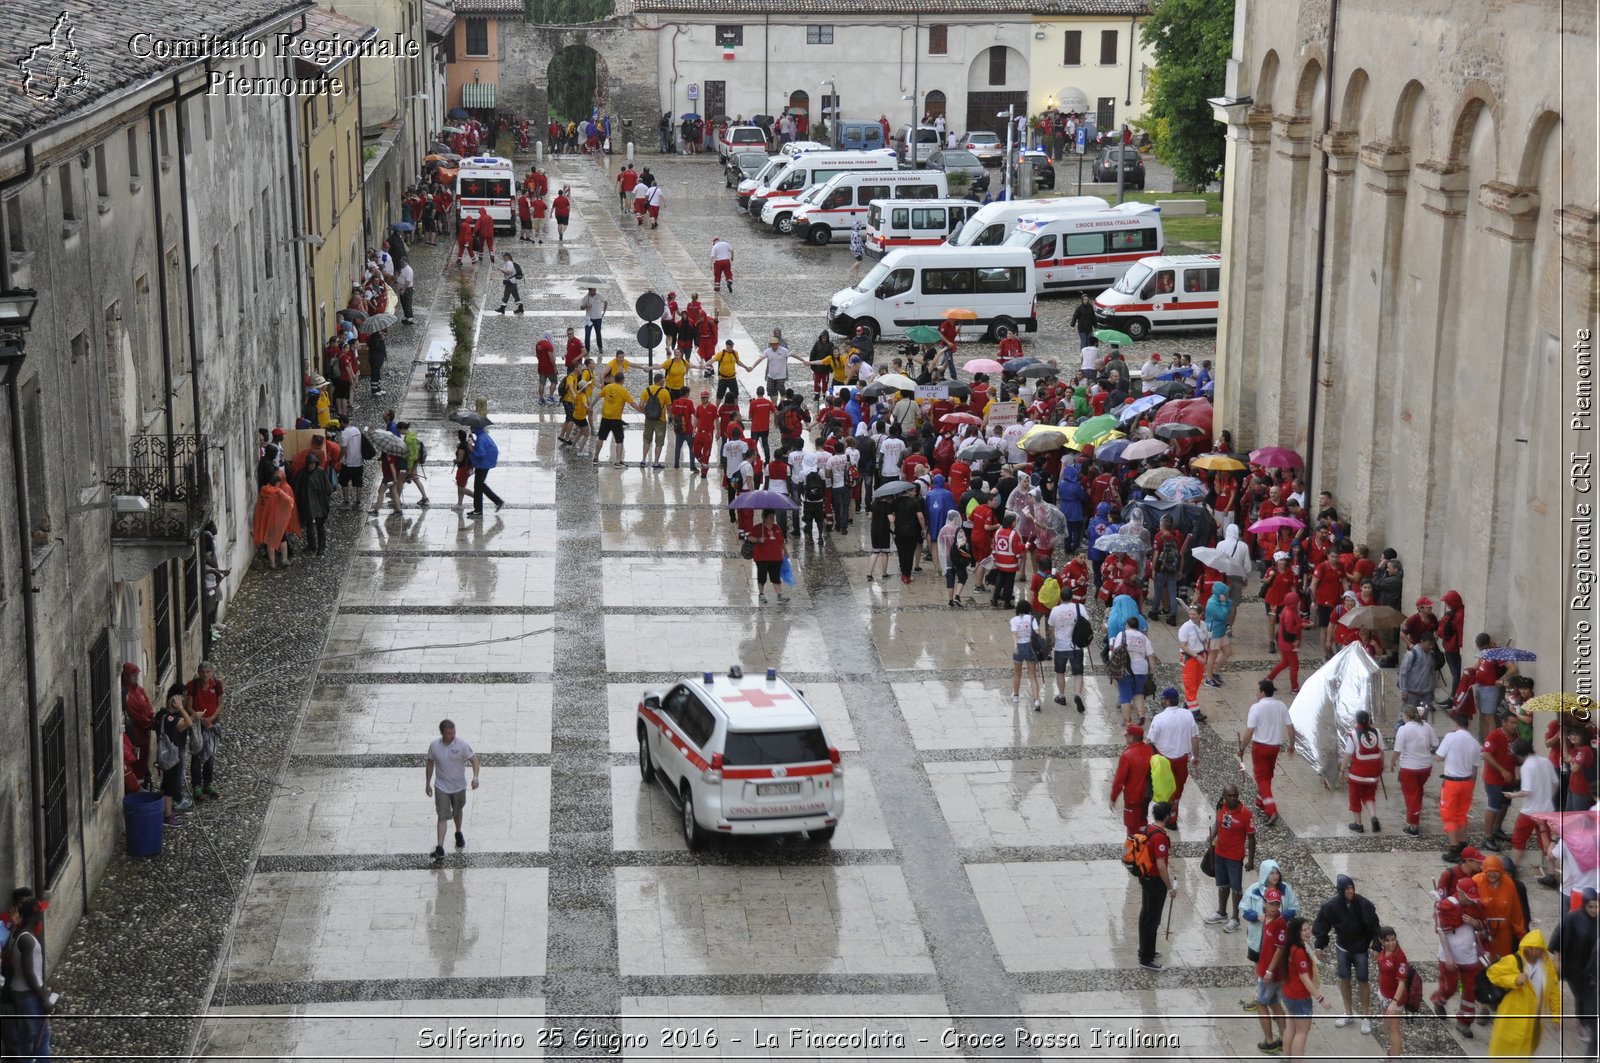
[356,506,557,553]
[892,678,1124,749]
[322,614,554,674]
[603,613,834,674]
[298,683,552,755]
[341,553,558,608]
[197,997,548,1060]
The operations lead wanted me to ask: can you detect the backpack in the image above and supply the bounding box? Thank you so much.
[157,728,181,771]
[803,471,827,504]
[1108,635,1132,678]
[1156,539,1180,574]
[1038,577,1061,609]
[1404,963,1424,1014]
[1071,608,1095,649]
[360,432,378,461]
[1121,825,1165,879]
[1149,754,1176,802]
[644,387,665,421]
[1474,955,1521,1010]
[415,440,428,466]
[512,261,524,280]
[781,406,804,438]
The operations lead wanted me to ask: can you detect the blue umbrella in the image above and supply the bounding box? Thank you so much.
[1094,532,1143,555]
[1479,646,1537,662]
[389,221,415,232]
[1155,476,1207,502]
[729,490,797,511]
[1094,439,1132,463]
[681,112,703,121]
[447,107,470,119]
[1116,393,1167,423]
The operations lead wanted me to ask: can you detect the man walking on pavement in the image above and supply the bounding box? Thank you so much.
[1435,712,1483,861]
[1110,723,1153,835]
[1311,874,1383,1034]
[496,253,525,314]
[1135,801,1178,971]
[711,235,735,292]
[1390,701,1438,836]
[425,718,479,862]
[1253,889,1290,1055]
[580,286,608,352]
[1177,602,1210,721]
[1203,783,1256,933]
[1072,291,1097,349]
[1479,708,1518,850]
[1147,688,1200,823]
[468,425,504,517]
[1239,679,1293,827]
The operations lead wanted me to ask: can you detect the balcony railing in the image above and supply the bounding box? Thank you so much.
[106,434,209,541]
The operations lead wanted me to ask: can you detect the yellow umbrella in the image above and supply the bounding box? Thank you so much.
[1522,692,1599,716]
[1020,424,1072,444]
[1190,453,1247,472]
[1079,428,1124,448]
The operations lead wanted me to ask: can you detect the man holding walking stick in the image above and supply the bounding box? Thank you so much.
[1132,801,1179,971]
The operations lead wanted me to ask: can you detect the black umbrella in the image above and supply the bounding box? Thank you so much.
[945,382,971,399]
[1016,364,1057,379]
[1128,500,1217,571]
[959,443,1000,461]
[1148,381,1194,400]
[1154,423,1205,441]
[1007,357,1041,370]
[450,410,493,430]
[447,107,470,120]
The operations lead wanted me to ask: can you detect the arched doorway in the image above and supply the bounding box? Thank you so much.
[547,44,607,124]
[924,89,946,122]
[966,46,1028,136]
[786,89,810,137]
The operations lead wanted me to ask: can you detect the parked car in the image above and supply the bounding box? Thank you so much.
[1092,145,1145,189]
[718,124,769,159]
[725,150,771,189]
[1016,150,1056,191]
[892,124,942,167]
[924,149,986,184]
[957,130,1003,166]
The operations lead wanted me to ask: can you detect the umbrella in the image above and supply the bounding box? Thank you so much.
[784,106,809,116]
[1191,542,1253,578]
[945,382,972,399]
[963,358,1004,375]
[1248,515,1306,535]
[905,325,942,345]
[359,313,398,336]
[1016,364,1057,379]
[447,107,470,119]
[875,373,918,391]
[1155,476,1207,503]
[1478,646,1537,663]
[1136,467,1183,489]
[1006,356,1040,369]
[1116,394,1167,422]
[1154,423,1205,441]
[1121,438,1171,461]
[1094,328,1133,346]
[729,490,798,511]
[336,308,367,324]
[1018,425,1071,453]
[942,308,978,321]
[1249,446,1303,469]
[1094,439,1132,463]
[1190,453,1247,472]
[389,221,416,233]
[1146,381,1193,400]
[441,125,466,135]
[368,429,407,457]
[427,141,451,154]
[681,112,703,121]
[1153,396,1214,430]
[449,410,493,430]
[1522,692,1599,715]
[959,443,1000,462]
[873,480,918,499]
[1526,811,1600,873]
[859,382,893,399]
[1337,604,1404,632]
[1073,415,1119,445]
[1094,532,1144,555]
[939,412,984,428]
[1076,427,1122,449]
[575,275,605,288]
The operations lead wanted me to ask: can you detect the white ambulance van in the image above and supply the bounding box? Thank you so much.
[828,245,1037,341]
[946,195,1110,247]
[1093,254,1223,339]
[864,198,983,254]
[744,149,898,219]
[1004,202,1164,293]
[782,170,946,242]
[454,156,515,232]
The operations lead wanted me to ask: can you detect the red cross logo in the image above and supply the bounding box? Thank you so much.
[721,688,794,708]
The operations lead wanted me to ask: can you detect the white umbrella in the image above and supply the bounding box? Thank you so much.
[368,429,407,457]
[1191,541,1252,578]
[1120,438,1170,461]
[874,373,917,392]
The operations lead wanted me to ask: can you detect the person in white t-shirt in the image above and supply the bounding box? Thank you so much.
[1110,616,1156,724]
[1239,679,1294,825]
[1047,597,1090,712]
[1505,738,1561,884]
[1434,713,1483,861]
[425,719,479,861]
[1080,344,1101,375]
[1389,702,1438,836]
[1007,600,1043,711]
[878,426,907,479]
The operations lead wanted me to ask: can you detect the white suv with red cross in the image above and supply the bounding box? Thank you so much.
[637,667,844,848]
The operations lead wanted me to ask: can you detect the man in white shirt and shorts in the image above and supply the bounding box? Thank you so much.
[425,719,480,861]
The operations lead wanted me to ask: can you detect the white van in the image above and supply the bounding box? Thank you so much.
[864,198,982,254]
[454,156,515,232]
[745,149,898,218]
[947,195,1111,248]
[734,156,789,210]
[782,171,947,243]
[828,245,1037,341]
[1094,254,1223,340]
[1004,202,1164,293]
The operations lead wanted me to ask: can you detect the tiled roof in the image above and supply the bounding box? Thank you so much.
[424,0,458,38]
[296,7,377,73]
[633,0,1145,12]
[2,0,310,149]
[452,0,525,13]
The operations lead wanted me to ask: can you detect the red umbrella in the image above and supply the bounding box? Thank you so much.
[939,412,984,429]
[1152,397,1214,435]
[1249,446,1303,469]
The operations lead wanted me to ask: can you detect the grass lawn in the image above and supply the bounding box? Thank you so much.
[1120,190,1223,252]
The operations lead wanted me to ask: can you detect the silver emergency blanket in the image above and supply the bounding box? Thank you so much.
[1288,643,1385,787]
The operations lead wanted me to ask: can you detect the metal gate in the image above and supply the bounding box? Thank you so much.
[704,80,726,121]
[965,91,1027,137]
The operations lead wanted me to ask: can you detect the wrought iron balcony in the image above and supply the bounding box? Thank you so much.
[106,434,209,541]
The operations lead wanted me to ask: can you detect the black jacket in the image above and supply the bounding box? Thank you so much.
[1071,301,1097,332]
[1311,892,1382,952]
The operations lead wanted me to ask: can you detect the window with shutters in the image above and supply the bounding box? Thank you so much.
[988,47,1007,86]
[154,561,173,678]
[90,631,114,795]
[1063,31,1082,65]
[927,24,948,55]
[1099,30,1118,64]
[806,25,833,44]
[464,19,489,56]
[43,702,68,883]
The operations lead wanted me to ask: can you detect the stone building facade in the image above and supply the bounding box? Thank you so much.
[1213,0,1597,669]
[1,0,312,940]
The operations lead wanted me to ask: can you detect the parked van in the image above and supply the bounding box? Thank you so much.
[745,149,898,218]
[782,171,946,242]
[864,198,982,254]
[454,156,515,232]
[834,120,888,151]
[947,195,1110,248]
[718,124,769,159]
[892,125,942,167]
[828,245,1037,341]
[734,156,789,210]
[1093,254,1223,339]
[1004,202,1164,293]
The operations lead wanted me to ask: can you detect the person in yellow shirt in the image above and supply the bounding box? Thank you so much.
[562,361,595,453]
[596,371,641,467]
[662,350,691,399]
[711,340,749,405]
[604,350,636,384]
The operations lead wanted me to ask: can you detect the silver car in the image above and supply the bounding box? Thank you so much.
[925,149,986,183]
[957,130,1003,166]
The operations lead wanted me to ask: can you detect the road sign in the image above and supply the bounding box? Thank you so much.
[635,291,664,321]
[688,83,699,100]
[636,322,663,350]
[1075,128,1087,155]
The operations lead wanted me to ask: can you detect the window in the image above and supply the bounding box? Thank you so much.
[261,188,273,279]
[4,195,25,254]
[900,183,939,200]
[988,47,1007,86]
[1099,29,1118,64]
[805,25,832,44]
[679,699,716,748]
[911,207,945,231]
[153,561,172,678]
[1185,267,1221,293]
[182,549,200,626]
[94,144,109,200]
[975,266,1026,293]
[42,701,68,884]
[90,631,114,795]
[715,25,743,47]
[927,23,948,55]
[1063,30,1082,65]
[891,207,909,229]
[128,127,140,180]
[822,186,850,210]
[1030,234,1055,261]
[723,728,828,766]
[661,684,695,725]
[1109,226,1158,253]
[855,184,888,205]
[248,207,258,293]
[879,268,913,296]
[210,245,222,338]
[1064,232,1106,256]
[58,164,78,221]
[921,267,973,294]
[312,169,321,240]
[1097,97,1116,130]
[1139,269,1176,299]
[158,109,171,160]
[21,380,47,542]
[464,18,489,56]
[202,93,213,140]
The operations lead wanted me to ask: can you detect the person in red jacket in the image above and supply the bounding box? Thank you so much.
[747,387,776,461]
[669,392,698,471]
[1261,552,1295,648]
[1266,589,1305,693]
[1340,709,1386,833]
[1373,928,1411,1058]
[454,213,476,266]
[989,513,1022,608]
[531,194,548,244]
[475,208,495,257]
[692,391,719,478]
[1109,724,1154,836]
[695,314,719,364]
[969,492,996,590]
[1437,590,1466,702]
[1311,555,1346,653]
[747,510,789,605]
[516,191,533,242]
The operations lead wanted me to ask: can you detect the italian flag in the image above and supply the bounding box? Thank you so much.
[723,45,735,60]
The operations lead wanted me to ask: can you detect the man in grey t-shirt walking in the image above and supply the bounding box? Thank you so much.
[425,719,480,861]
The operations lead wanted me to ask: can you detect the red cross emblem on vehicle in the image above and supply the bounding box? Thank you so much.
[720,688,793,708]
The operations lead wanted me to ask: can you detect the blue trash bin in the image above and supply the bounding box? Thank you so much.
[123,792,165,857]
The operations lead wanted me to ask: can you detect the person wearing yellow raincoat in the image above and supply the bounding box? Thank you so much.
[1486,929,1562,1059]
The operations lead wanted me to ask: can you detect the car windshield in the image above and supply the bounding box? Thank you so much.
[1115,262,1154,295]
[941,151,979,165]
[856,262,892,292]
[910,129,940,143]
[800,185,828,204]
[1003,229,1035,247]
[722,727,830,766]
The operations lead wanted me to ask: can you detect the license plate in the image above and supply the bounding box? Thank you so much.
[757,782,801,796]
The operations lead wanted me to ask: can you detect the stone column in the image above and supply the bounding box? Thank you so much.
[1307,128,1358,502]
[1251,112,1314,451]
[1212,109,1273,448]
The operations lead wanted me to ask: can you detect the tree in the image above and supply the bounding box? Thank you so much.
[1140,0,1234,187]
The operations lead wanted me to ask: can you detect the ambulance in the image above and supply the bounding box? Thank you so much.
[828,245,1037,341]
[744,149,898,219]
[946,195,1110,248]
[863,198,982,254]
[1003,202,1164,293]
[734,156,790,211]
[779,170,946,242]
[1093,254,1223,340]
[453,156,516,232]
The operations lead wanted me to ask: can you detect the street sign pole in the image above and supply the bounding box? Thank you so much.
[1076,127,1086,196]
[635,291,665,369]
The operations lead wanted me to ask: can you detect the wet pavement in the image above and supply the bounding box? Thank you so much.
[54,152,1577,1061]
